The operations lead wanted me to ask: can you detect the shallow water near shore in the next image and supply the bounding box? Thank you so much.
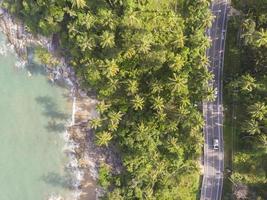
[0,33,74,199]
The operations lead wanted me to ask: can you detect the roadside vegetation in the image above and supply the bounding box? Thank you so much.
[223,1,267,199]
[2,0,214,199]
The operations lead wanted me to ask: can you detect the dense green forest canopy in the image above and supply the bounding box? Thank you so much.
[3,0,213,199]
[225,0,267,199]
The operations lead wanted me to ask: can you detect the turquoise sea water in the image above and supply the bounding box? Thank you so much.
[0,34,74,200]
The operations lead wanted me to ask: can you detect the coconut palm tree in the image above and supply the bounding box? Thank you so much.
[71,0,86,9]
[240,74,257,92]
[90,118,102,129]
[96,131,112,146]
[171,32,185,48]
[156,110,167,121]
[242,120,261,135]
[108,111,123,131]
[132,95,144,110]
[100,31,115,48]
[98,9,116,30]
[108,78,119,92]
[127,80,139,95]
[255,29,267,47]
[152,96,165,112]
[139,34,153,54]
[168,73,188,95]
[205,87,216,102]
[199,54,210,68]
[150,80,163,94]
[169,55,184,72]
[104,59,119,78]
[241,19,256,45]
[79,36,95,51]
[96,101,110,114]
[123,11,141,28]
[249,102,267,120]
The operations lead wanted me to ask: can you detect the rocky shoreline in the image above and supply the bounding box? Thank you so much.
[0,8,121,200]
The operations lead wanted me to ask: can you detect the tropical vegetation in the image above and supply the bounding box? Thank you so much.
[2,0,214,199]
[224,0,267,199]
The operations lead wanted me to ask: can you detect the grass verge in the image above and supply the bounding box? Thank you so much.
[222,16,241,200]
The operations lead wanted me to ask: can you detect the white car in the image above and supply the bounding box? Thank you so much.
[214,88,218,96]
[213,139,219,150]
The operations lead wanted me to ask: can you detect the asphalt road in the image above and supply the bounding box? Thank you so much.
[200,1,229,200]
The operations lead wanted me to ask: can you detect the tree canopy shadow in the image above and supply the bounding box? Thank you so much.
[26,62,46,76]
[41,172,74,189]
[35,96,69,133]
[45,120,66,133]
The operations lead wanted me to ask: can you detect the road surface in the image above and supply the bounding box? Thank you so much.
[200,0,229,200]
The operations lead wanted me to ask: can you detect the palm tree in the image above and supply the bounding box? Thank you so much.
[169,55,184,72]
[71,0,86,9]
[109,111,123,123]
[137,122,148,135]
[241,19,256,45]
[151,80,163,94]
[152,96,165,111]
[79,36,95,51]
[249,102,267,120]
[108,111,123,131]
[100,31,115,48]
[204,12,215,28]
[98,9,116,30]
[104,59,119,78]
[240,74,257,92]
[90,118,102,129]
[127,80,139,95]
[132,95,144,110]
[167,137,181,154]
[96,101,110,114]
[123,11,141,28]
[178,105,190,116]
[96,131,112,146]
[180,98,190,108]
[255,29,267,47]
[242,120,261,135]
[203,70,214,85]
[171,32,185,48]
[191,111,204,132]
[168,73,188,95]
[68,23,81,36]
[156,110,167,121]
[139,34,152,54]
[205,87,216,102]
[108,78,119,92]
[199,54,210,68]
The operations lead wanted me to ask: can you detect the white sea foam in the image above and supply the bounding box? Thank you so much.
[0,45,7,56]
[63,91,84,200]
[71,96,76,126]
[47,194,64,200]
[6,43,15,52]
[71,190,82,200]
[63,141,79,154]
[14,60,26,69]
